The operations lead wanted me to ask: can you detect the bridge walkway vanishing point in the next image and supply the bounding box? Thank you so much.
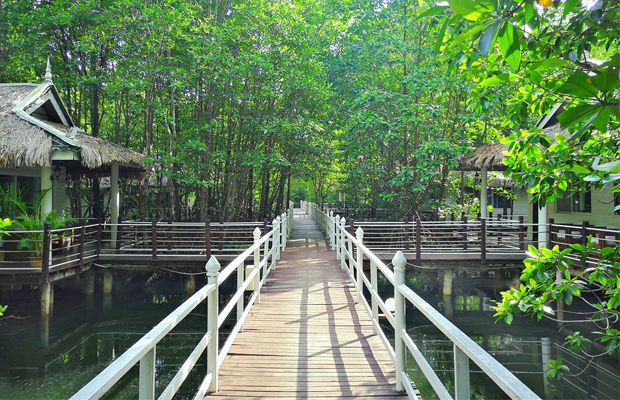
[212,210,409,399]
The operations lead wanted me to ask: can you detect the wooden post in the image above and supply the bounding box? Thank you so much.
[404,216,410,251]
[139,347,156,400]
[339,217,346,270]
[356,227,364,303]
[205,217,211,259]
[335,214,340,260]
[79,219,86,268]
[40,224,52,319]
[415,219,422,264]
[462,215,468,250]
[205,256,220,393]
[151,218,158,261]
[481,218,487,264]
[393,251,407,392]
[272,218,279,269]
[218,218,224,251]
[276,216,282,260]
[548,218,555,249]
[116,215,123,252]
[581,221,589,267]
[167,218,173,251]
[329,211,335,250]
[454,345,471,400]
[370,259,378,333]
[95,217,103,256]
[497,214,502,246]
[253,227,261,304]
[519,216,525,251]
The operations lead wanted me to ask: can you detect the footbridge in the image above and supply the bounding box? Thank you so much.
[69,207,539,399]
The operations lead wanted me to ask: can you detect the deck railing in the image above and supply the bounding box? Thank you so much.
[0,208,294,273]
[69,209,292,400]
[303,201,540,400]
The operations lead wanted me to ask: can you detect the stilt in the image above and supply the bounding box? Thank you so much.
[442,268,453,296]
[443,294,454,320]
[85,269,96,295]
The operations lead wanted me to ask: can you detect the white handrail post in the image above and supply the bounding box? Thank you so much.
[253,227,261,305]
[393,251,407,392]
[281,212,287,250]
[206,256,221,393]
[263,229,269,276]
[454,345,471,400]
[370,259,378,333]
[329,211,335,250]
[339,217,346,270]
[355,227,364,303]
[138,346,156,400]
[335,215,341,260]
[273,218,279,268]
[236,259,244,332]
[347,224,354,275]
[276,216,282,259]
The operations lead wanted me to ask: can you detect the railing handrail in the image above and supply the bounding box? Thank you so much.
[302,201,541,400]
[69,208,294,400]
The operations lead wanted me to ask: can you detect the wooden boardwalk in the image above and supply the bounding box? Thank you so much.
[212,211,408,399]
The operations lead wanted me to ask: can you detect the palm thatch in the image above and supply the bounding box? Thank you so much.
[0,81,144,171]
[0,113,52,167]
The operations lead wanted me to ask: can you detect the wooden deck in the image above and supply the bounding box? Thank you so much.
[212,213,408,399]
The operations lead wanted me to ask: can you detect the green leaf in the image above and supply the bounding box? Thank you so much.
[567,165,591,174]
[557,104,601,128]
[504,313,514,324]
[563,0,581,16]
[479,19,502,57]
[557,71,599,98]
[479,72,519,86]
[448,0,493,21]
[593,161,620,173]
[530,58,569,71]
[413,6,449,22]
[590,66,619,93]
[434,15,452,53]
[592,106,610,132]
[498,22,521,69]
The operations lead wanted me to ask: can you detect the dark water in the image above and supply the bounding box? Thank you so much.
[0,271,217,400]
[387,270,620,400]
[1,268,619,399]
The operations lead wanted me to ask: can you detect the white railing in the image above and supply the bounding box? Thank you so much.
[70,209,293,400]
[302,201,540,400]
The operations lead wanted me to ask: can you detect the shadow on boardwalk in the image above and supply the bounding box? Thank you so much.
[212,210,408,399]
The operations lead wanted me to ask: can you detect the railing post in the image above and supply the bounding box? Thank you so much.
[340,217,346,270]
[218,217,224,251]
[462,215,468,250]
[481,218,487,264]
[276,216,282,260]
[335,214,341,260]
[40,223,51,318]
[404,216,410,250]
[273,218,280,266]
[253,227,261,305]
[206,256,221,393]
[79,219,86,267]
[95,217,103,256]
[139,346,156,400]
[205,217,211,259]
[329,211,335,250]
[416,219,422,264]
[236,259,245,331]
[393,251,407,392]
[347,219,354,275]
[548,218,555,249]
[281,212,287,250]
[370,259,378,334]
[454,344,471,400]
[151,217,157,261]
[518,216,525,251]
[356,227,364,303]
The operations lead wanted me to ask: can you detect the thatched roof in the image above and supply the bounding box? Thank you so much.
[460,123,569,170]
[0,75,144,173]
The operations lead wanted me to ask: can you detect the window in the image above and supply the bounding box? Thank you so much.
[556,184,591,213]
[488,192,508,209]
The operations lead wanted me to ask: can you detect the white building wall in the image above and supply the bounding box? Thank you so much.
[549,188,620,228]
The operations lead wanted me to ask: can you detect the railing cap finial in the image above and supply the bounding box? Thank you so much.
[392,251,407,271]
[253,227,262,239]
[205,256,221,275]
[276,215,281,222]
[330,210,333,217]
[340,216,346,224]
[356,226,364,238]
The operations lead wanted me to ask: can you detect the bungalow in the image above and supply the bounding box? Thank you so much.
[461,104,620,248]
[0,60,144,247]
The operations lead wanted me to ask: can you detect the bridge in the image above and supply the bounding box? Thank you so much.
[69,206,540,400]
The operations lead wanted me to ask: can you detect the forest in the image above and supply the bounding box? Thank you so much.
[0,0,617,223]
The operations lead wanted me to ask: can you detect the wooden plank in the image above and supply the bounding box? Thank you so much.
[210,215,407,399]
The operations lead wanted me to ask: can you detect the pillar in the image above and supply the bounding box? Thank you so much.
[41,166,53,218]
[480,166,488,219]
[443,294,454,320]
[443,268,453,296]
[541,337,552,398]
[110,164,120,248]
[185,275,196,294]
[538,204,548,249]
[52,166,66,216]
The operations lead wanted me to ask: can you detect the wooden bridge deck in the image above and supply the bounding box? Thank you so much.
[213,212,408,399]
